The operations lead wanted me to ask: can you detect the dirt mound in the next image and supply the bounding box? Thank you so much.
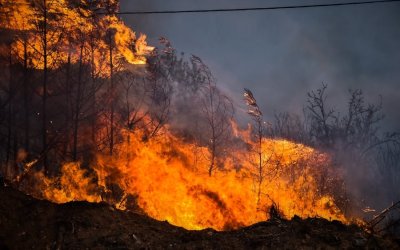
[0,184,398,249]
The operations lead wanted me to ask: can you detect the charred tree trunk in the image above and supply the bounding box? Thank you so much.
[208,86,216,177]
[23,39,30,153]
[72,44,84,161]
[209,136,216,177]
[90,45,96,148]
[109,33,114,156]
[63,48,72,158]
[42,0,48,173]
[5,43,19,179]
[5,45,13,169]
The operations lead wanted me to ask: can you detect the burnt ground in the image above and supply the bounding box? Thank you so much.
[0,184,398,250]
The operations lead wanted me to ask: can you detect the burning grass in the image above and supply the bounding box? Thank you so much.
[16,126,347,231]
[1,0,349,233]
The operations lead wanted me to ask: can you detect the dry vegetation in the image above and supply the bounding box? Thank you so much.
[0,0,399,247]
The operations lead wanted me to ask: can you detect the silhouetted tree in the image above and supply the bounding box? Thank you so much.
[306,83,335,148]
[189,56,234,176]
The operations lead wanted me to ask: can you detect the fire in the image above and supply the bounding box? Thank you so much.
[30,162,101,204]
[2,0,347,231]
[0,0,153,71]
[22,125,346,231]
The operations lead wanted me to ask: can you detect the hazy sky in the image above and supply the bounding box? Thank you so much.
[120,0,400,132]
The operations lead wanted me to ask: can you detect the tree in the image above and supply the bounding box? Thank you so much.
[190,56,234,176]
[374,135,400,203]
[39,0,49,172]
[306,83,335,148]
[272,112,308,143]
[107,27,116,155]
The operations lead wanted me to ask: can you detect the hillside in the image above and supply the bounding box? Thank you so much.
[0,183,397,249]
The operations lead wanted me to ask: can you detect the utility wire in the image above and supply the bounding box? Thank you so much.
[108,0,400,15]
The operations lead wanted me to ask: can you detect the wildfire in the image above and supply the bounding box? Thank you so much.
[22,124,346,231]
[0,0,153,72]
[1,0,347,232]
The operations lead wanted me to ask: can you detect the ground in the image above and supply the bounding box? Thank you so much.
[0,183,398,249]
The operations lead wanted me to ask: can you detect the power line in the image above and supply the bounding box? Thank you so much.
[109,0,400,15]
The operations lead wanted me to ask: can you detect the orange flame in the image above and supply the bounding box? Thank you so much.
[1,0,153,72]
[24,162,100,204]
[3,0,347,231]
[25,124,346,231]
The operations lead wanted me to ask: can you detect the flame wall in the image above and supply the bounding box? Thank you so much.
[27,127,346,231]
[1,0,347,231]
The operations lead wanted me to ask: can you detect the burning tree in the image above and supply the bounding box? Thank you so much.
[0,0,153,176]
[4,0,395,234]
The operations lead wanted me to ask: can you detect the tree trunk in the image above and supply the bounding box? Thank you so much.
[72,44,84,161]
[23,39,30,153]
[209,128,216,177]
[63,47,71,158]
[90,45,96,148]
[5,45,12,168]
[42,0,48,173]
[109,33,114,156]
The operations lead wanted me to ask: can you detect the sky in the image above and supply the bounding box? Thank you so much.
[119,0,400,132]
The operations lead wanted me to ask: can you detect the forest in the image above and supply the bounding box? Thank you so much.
[0,0,399,235]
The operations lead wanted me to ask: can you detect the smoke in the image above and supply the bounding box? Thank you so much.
[126,1,400,217]
[120,0,400,132]
[3,0,393,222]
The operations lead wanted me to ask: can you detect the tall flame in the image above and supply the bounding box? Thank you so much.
[2,0,347,231]
[24,124,346,231]
[0,0,153,72]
